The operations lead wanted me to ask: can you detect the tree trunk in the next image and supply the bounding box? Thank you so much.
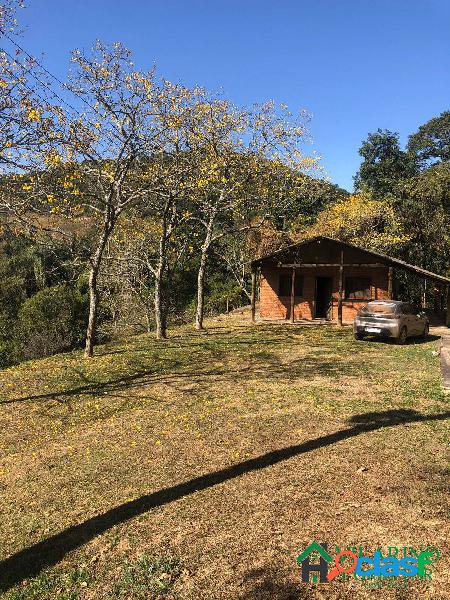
[154,264,166,340]
[154,218,169,340]
[84,211,115,357]
[195,212,216,330]
[153,197,178,340]
[195,249,208,330]
[446,285,450,328]
[85,263,100,357]
[145,305,152,333]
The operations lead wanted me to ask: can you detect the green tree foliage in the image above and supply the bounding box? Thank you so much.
[354,129,417,196]
[350,115,450,290]
[0,236,42,365]
[0,232,92,366]
[395,161,450,272]
[407,111,450,165]
[272,175,348,230]
[201,274,243,316]
[326,113,450,306]
[17,283,88,360]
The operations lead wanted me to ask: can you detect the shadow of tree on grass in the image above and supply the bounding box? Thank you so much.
[0,408,448,593]
[240,566,304,599]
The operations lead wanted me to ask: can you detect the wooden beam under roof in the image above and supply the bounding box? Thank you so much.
[278,263,387,268]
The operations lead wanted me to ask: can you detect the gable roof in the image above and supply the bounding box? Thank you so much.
[251,236,450,285]
[296,541,332,564]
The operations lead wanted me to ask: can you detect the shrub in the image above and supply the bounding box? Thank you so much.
[0,339,21,368]
[17,284,88,360]
[203,277,244,316]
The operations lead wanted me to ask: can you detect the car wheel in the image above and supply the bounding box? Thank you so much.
[396,326,407,345]
[422,323,429,339]
[354,332,365,341]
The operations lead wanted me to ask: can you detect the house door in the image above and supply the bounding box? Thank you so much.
[315,277,333,319]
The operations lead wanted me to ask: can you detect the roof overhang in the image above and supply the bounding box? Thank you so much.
[251,236,450,285]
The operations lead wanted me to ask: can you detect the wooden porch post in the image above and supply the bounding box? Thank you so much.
[446,285,450,328]
[290,267,296,323]
[337,250,344,326]
[433,286,439,313]
[422,279,427,309]
[250,268,257,322]
[388,266,393,298]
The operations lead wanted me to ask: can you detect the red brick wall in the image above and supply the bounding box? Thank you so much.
[259,266,389,323]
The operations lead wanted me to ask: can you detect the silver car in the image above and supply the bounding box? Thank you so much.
[353,300,429,344]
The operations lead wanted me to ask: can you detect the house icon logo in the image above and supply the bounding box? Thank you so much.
[297,541,441,586]
[296,541,332,583]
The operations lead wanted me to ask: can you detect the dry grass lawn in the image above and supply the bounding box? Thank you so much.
[0,311,448,599]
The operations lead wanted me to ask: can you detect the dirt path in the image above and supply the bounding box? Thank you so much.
[432,326,450,392]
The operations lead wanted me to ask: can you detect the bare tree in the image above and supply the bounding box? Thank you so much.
[187,98,317,329]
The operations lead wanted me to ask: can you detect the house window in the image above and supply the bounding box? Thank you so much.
[345,277,372,300]
[279,273,303,297]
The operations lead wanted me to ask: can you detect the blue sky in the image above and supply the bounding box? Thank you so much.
[11,0,450,191]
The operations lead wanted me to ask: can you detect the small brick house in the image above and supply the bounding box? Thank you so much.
[250,236,450,325]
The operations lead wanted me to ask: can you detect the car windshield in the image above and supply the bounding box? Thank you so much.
[361,303,398,315]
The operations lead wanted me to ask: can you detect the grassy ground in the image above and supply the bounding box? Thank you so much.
[0,311,448,599]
